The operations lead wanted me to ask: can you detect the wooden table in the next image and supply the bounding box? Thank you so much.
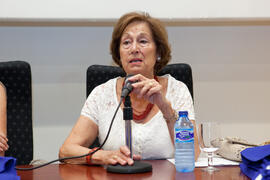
[17,160,249,180]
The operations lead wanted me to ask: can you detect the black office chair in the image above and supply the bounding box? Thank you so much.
[87,63,193,98]
[86,63,193,148]
[0,61,33,165]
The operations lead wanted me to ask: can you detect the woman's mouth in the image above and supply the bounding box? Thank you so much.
[129,59,143,63]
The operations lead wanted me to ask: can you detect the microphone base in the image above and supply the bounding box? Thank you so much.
[106,161,152,174]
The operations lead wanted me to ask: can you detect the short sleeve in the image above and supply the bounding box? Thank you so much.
[80,78,118,125]
[81,86,101,125]
[167,75,195,120]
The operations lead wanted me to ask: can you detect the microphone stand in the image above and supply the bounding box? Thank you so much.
[124,95,133,158]
[106,95,152,173]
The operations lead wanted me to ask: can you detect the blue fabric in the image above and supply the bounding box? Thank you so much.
[0,157,20,180]
[240,144,270,180]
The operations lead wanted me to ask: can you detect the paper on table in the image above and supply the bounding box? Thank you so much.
[167,154,239,167]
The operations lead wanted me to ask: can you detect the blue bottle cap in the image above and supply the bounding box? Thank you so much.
[178,111,188,116]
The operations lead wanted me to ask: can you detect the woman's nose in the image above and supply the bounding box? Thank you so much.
[130,42,139,54]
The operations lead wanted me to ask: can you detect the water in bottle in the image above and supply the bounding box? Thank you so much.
[174,111,195,172]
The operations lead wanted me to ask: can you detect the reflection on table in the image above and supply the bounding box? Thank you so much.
[17,160,249,180]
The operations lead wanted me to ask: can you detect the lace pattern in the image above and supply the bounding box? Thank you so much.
[81,74,195,159]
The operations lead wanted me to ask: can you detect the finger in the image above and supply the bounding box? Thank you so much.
[112,154,129,165]
[128,74,146,82]
[117,149,134,165]
[137,79,156,87]
[108,158,118,165]
[127,159,134,165]
[1,140,9,149]
[143,91,158,105]
[135,80,155,98]
[0,143,8,152]
[0,135,8,141]
[119,152,134,165]
[133,154,142,161]
[120,146,131,156]
[145,86,160,99]
[138,84,152,98]
[131,80,146,90]
[0,141,8,148]
[122,155,134,166]
[131,75,155,88]
[0,141,8,151]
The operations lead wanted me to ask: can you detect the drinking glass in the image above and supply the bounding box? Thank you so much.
[198,122,221,172]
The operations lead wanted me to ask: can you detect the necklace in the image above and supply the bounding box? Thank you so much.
[122,76,158,120]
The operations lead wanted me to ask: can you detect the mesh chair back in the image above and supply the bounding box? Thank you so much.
[87,63,193,98]
[0,61,33,165]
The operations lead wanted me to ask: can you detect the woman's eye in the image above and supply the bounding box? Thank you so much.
[140,39,148,44]
[123,40,131,46]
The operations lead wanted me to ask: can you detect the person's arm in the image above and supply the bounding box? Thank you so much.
[59,115,98,164]
[59,115,140,165]
[191,120,200,161]
[0,83,9,156]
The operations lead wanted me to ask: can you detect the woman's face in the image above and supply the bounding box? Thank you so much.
[119,21,157,77]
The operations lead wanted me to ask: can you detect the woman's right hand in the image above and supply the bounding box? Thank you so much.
[0,133,8,153]
[91,146,141,165]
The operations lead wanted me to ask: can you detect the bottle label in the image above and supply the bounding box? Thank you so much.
[175,128,194,143]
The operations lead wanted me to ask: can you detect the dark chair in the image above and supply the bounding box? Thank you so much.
[87,63,193,98]
[86,63,193,148]
[0,61,33,165]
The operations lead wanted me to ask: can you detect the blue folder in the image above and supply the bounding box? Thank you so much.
[240,144,270,180]
[0,157,20,180]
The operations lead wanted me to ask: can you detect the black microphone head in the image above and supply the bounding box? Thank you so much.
[124,74,134,83]
[121,74,136,98]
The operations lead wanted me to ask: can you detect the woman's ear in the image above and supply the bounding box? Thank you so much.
[156,53,161,62]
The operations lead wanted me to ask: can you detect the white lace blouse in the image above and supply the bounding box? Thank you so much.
[81,74,195,159]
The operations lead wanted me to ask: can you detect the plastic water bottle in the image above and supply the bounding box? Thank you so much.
[174,111,195,172]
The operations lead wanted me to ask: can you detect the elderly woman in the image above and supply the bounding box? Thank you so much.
[0,82,8,156]
[59,12,199,165]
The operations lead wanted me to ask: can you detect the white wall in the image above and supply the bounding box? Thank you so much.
[1,24,270,161]
[1,0,270,20]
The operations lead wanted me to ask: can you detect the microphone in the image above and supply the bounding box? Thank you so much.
[121,74,136,98]
[106,74,152,174]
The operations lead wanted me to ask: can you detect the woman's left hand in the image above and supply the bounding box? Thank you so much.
[0,133,8,153]
[91,145,141,165]
[127,74,166,108]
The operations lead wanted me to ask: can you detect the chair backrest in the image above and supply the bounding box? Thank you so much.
[86,63,193,98]
[0,61,33,165]
[86,63,193,148]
